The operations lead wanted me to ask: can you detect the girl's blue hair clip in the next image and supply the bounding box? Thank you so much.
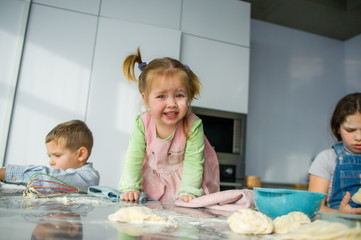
[184,64,190,73]
[138,62,147,71]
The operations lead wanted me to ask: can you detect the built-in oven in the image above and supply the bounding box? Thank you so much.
[191,106,247,190]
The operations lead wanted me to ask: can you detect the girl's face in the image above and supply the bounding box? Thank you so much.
[143,76,188,137]
[339,112,361,154]
[46,140,83,170]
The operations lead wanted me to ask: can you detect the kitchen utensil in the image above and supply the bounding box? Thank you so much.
[87,186,147,203]
[253,187,326,219]
[23,173,86,198]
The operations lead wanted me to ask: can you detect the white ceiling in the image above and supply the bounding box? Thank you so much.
[241,0,361,40]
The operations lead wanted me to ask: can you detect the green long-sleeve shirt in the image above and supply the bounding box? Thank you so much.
[119,115,205,197]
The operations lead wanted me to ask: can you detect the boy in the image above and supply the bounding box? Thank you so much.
[0,120,100,189]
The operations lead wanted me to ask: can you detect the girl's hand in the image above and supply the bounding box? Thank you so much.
[120,190,141,202]
[338,192,361,214]
[179,194,196,203]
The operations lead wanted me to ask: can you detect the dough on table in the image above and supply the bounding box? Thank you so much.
[280,220,361,240]
[108,206,172,224]
[273,211,311,233]
[227,208,273,235]
[352,188,361,204]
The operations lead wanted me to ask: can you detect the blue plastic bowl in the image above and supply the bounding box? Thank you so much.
[253,187,326,219]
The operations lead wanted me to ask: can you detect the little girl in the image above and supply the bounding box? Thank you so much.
[119,48,220,203]
[308,92,361,214]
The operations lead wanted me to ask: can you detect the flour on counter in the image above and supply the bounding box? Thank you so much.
[57,196,103,205]
[227,208,273,235]
[108,206,175,225]
[280,220,361,240]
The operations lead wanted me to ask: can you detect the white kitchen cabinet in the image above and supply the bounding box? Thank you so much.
[0,0,30,166]
[181,0,250,47]
[85,18,181,188]
[33,0,100,15]
[5,4,98,166]
[100,0,182,30]
[181,34,250,114]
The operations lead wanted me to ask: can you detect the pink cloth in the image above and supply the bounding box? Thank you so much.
[174,189,255,212]
[141,112,220,202]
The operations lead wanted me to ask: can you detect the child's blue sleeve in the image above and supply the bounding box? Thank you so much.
[4,163,99,188]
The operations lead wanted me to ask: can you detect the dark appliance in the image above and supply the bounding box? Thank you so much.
[192,106,247,190]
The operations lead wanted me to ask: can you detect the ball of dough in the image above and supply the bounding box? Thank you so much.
[108,206,169,223]
[352,188,361,204]
[227,208,273,234]
[273,211,311,233]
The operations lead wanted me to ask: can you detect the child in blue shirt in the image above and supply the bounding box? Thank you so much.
[0,120,100,189]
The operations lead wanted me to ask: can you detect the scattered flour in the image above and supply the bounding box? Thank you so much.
[280,220,361,240]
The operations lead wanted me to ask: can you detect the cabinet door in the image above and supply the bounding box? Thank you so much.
[181,0,250,46]
[5,4,98,166]
[181,34,250,114]
[101,0,181,30]
[0,0,30,166]
[33,0,100,15]
[86,18,181,188]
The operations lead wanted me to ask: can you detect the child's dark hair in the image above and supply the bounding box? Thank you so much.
[330,92,361,141]
[123,47,202,138]
[45,120,93,160]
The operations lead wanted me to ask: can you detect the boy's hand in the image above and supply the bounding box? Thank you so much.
[120,190,141,202]
[179,194,195,203]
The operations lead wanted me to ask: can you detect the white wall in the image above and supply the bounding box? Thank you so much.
[246,19,359,184]
[5,4,98,167]
[345,34,361,93]
[0,0,30,166]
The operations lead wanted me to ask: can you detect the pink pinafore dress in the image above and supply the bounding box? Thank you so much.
[141,111,220,202]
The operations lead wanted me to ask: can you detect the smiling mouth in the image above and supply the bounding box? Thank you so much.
[164,112,178,119]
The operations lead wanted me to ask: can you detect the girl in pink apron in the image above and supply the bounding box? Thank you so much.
[119,48,220,202]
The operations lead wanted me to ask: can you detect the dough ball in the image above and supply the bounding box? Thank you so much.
[108,206,170,224]
[352,188,361,204]
[227,208,273,235]
[273,211,311,233]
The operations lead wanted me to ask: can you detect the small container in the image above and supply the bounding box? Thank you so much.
[245,176,261,188]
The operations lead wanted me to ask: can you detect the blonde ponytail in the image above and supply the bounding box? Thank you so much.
[122,47,143,83]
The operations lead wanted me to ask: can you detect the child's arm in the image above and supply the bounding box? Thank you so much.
[2,164,99,188]
[178,118,205,199]
[119,115,146,200]
[308,174,336,213]
[309,174,361,214]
